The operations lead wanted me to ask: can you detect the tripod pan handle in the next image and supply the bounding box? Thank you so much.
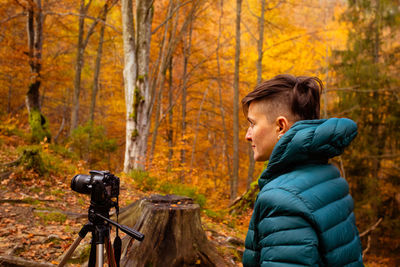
[118,224,144,241]
[95,213,145,241]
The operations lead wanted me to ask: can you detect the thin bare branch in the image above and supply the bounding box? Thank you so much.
[265,0,284,11]
[152,0,194,34]
[360,218,383,237]
[245,0,257,18]
[0,12,27,25]
[44,11,121,33]
[362,236,372,257]
[84,0,93,13]
[263,30,323,52]
[242,19,257,42]
[331,105,360,117]
[13,0,28,9]
[82,0,118,49]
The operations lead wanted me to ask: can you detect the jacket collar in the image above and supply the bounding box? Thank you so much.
[258,118,357,190]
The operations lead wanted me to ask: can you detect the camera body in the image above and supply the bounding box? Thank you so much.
[71,170,120,222]
[71,170,119,198]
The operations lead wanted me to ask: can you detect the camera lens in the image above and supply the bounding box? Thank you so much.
[71,174,92,194]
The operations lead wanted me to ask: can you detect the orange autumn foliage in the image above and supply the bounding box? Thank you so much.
[1,0,399,263]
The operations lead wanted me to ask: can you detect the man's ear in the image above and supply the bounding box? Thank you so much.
[275,116,291,135]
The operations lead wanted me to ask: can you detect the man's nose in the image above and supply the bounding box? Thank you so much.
[245,128,252,141]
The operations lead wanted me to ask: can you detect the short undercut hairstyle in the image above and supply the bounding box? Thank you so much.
[242,74,323,122]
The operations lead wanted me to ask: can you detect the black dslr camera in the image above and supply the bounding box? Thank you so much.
[71,170,120,222]
[71,170,119,199]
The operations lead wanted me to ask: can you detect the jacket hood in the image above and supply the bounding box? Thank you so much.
[259,118,357,189]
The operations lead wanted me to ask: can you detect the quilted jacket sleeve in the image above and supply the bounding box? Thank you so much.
[256,188,320,267]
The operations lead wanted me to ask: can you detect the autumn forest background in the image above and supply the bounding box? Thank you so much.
[0,0,399,265]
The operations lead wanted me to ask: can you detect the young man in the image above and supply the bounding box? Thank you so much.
[242,74,364,266]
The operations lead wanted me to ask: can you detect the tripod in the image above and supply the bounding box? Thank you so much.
[58,212,144,267]
[61,171,144,266]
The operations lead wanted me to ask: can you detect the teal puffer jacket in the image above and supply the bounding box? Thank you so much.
[243,118,364,267]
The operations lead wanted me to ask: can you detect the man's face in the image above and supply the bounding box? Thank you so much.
[245,101,279,161]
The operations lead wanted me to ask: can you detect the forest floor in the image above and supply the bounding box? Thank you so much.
[0,127,249,266]
[0,120,397,266]
[0,168,249,266]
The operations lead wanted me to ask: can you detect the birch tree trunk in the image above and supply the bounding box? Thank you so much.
[122,0,154,171]
[26,0,51,143]
[232,0,242,201]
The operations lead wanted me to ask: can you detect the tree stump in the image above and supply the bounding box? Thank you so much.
[118,194,229,267]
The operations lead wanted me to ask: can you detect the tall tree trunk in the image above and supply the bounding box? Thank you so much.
[180,14,194,182]
[26,0,51,143]
[216,0,232,179]
[180,66,187,179]
[167,58,174,170]
[256,0,265,84]
[70,0,105,134]
[322,1,332,119]
[246,144,255,189]
[372,0,385,179]
[87,1,116,167]
[122,0,137,171]
[89,2,111,123]
[190,86,208,170]
[122,0,154,171]
[150,0,176,161]
[7,75,12,114]
[247,0,265,190]
[70,0,88,134]
[149,1,199,167]
[134,0,154,170]
[232,0,242,201]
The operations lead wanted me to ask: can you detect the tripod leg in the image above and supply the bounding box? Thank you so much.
[88,236,97,267]
[96,243,104,267]
[58,236,83,267]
